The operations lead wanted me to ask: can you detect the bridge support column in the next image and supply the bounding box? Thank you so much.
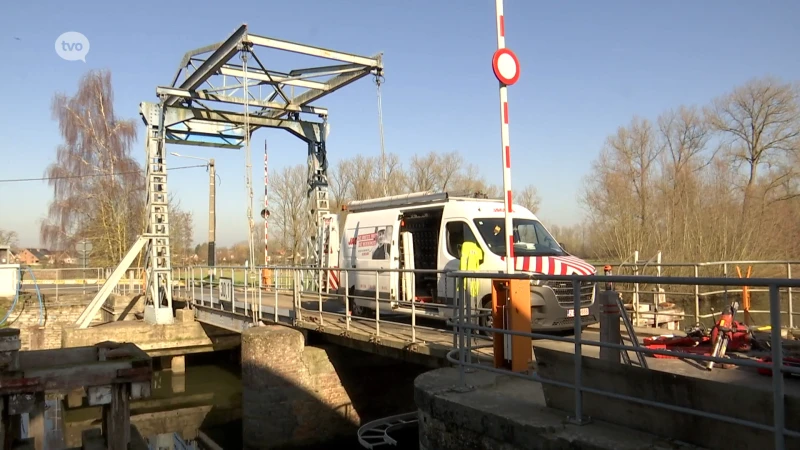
[241,325,359,449]
[161,355,185,374]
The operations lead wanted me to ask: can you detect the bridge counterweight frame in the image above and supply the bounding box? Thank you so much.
[87,24,383,325]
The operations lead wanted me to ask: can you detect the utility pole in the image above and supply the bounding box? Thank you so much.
[208,158,216,268]
[170,152,217,268]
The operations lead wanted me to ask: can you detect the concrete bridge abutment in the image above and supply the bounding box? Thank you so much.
[241,324,429,449]
[241,324,359,448]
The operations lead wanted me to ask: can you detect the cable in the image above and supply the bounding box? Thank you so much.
[24,266,44,326]
[0,164,208,183]
[375,73,388,197]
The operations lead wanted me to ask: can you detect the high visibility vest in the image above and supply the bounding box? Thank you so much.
[459,241,483,298]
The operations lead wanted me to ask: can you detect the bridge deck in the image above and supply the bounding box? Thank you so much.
[185,289,489,364]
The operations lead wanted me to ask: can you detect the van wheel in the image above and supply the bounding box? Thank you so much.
[479,296,494,337]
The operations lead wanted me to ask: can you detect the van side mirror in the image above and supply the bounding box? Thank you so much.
[559,242,567,251]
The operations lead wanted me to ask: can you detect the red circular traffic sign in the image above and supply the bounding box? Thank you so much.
[492,48,520,86]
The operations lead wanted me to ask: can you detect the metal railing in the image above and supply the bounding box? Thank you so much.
[17,266,145,297]
[444,270,800,450]
[174,265,462,345]
[592,260,798,329]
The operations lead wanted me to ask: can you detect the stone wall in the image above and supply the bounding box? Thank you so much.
[241,325,359,449]
[414,367,694,450]
[241,325,429,449]
[0,294,104,351]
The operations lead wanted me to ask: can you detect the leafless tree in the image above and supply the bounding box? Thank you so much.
[0,230,18,248]
[40,70,143,266]
[515,185,541,214]
[582,76,800,263]
[706,77,800,213]
[40,69,196,266]
[269,164,313,262]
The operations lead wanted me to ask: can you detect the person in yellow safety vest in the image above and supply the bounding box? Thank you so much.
[460,240,483,298]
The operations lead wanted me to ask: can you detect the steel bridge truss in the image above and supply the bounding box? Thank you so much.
[125,24,382,324]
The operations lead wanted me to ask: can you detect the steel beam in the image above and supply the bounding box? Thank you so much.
[165,106,323,143]
[266,67,376,119]
[219,67,328,91]
[246,34,381,67]
[165,24,247,106]
[156,86,328,115]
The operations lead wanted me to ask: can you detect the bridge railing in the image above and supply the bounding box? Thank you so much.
[17,267,146,298]
[173,264,462,344]
[444,270,800,450]
[590,260,799,330]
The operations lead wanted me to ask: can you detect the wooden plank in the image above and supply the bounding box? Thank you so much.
[103,383,130,450]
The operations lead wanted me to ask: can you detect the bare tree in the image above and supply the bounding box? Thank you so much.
[515,185,541,213]
[706,77,800,213]
[40,70,143,266]
[269,165,312,262]
[0,230,18,248]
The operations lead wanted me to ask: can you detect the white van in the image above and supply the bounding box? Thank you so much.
[320,191,599,332]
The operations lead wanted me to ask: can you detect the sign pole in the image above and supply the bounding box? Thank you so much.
[492,0,520,275]
[491,0,524,368]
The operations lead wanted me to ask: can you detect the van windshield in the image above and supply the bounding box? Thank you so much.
[472,218,566,257]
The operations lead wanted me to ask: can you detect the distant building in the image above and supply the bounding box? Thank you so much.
[15,248,53,266]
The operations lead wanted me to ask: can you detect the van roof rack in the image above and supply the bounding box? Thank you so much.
[345,191,500,213]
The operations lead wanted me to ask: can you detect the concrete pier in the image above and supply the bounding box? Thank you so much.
[241,325,359,449]
[414,367,700,450]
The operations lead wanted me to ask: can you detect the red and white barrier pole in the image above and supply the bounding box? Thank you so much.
[491,0,526,369]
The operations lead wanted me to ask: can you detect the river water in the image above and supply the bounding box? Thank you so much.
[55,349,419,449]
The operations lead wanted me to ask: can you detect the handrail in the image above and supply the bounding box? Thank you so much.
[443,272,798,450]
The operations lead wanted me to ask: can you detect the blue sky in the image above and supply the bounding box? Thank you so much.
[1,0,798,248]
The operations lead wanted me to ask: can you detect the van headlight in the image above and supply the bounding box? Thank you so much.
[530,279,542,287]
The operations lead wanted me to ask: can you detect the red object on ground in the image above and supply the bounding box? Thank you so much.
[643,335,712,359]
[756,356,800,376]
[710,320,752,352]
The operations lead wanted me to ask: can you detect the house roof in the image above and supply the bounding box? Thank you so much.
[25,248,53,260]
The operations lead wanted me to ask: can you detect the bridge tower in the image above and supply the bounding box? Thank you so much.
[76,24,383,326]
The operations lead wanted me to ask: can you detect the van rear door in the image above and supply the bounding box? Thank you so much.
[343,221,399,312]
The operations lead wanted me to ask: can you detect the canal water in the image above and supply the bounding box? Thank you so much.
[56,349,419,449]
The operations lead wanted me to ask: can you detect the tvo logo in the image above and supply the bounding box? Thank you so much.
[55,32,90,62]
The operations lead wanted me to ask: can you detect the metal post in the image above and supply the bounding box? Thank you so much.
[494,0,515,276]
[571,279,586,424]
[344,271,350,331]
[465,276,473,365]
[274,268,279,323]
[375,271,381,337]
[633,250,639,326]
[788,264,793,329]
[769,284,785,450]
[599,289,622,363]
[208,159,216,270]
[458,274,466,387]
[411,277,416,344]
[694,265,700,325]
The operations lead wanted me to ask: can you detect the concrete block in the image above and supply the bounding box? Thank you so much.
[171,374,186,394]
[175,309,194,323]
[415,367,705,450]
[534,347,800,450]
[170,355,185,374]
[67,389,83,408]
